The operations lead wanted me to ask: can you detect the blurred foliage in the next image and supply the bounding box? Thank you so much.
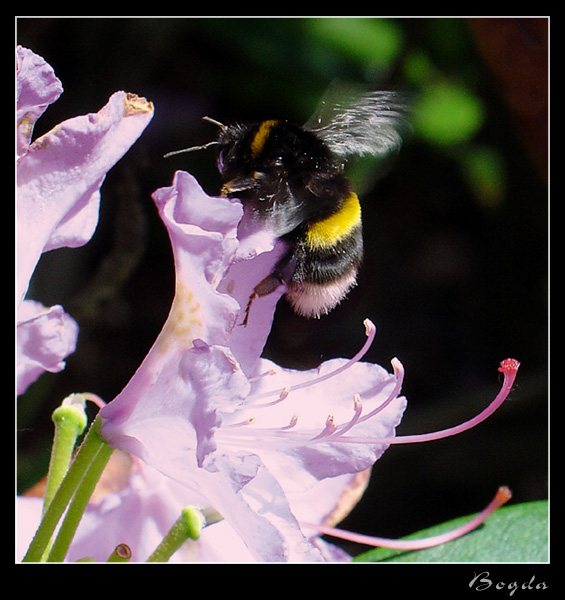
[17,18,547,557]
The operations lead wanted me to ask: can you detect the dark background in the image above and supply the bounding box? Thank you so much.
[17,17,548,556]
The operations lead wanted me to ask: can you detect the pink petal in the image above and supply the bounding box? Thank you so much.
[16,46,63,156]
[17,89,154,303]
[17,300,79,395]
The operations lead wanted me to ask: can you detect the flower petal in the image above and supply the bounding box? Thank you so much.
[17,300,79,395]
[100,173,248,462]
[217,234,288,373]
[16,46,63,156]
[17,89,154,303]
[151,171,243,343]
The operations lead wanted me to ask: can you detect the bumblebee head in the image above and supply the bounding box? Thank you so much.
[215,122,258,179]
[216,119,338,183]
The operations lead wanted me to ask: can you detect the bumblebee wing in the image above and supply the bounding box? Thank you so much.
[304,86,411,159]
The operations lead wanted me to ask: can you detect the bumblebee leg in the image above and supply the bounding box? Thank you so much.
[242,276,280,327]
[241,252,297,326]
[221,176,257,196]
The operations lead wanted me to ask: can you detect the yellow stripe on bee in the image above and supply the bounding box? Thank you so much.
[305,192,361,249]
[250,120,278,158]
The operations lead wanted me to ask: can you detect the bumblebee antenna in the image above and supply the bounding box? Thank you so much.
[163,141,219,158]
[201,116,227,130]
[163,116,226,159]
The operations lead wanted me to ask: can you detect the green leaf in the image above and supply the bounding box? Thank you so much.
[413,81,485,146]
[354,500,548,563]
[308,18,404,72]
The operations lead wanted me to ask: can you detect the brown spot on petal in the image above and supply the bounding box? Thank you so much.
[154,282,204,354]
[123,92,154,116]
[323,467,372,527]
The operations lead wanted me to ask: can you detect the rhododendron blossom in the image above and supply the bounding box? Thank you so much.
[16,45,154,394]
[99,170,407,561]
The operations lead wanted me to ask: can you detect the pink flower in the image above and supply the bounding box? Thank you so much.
[16,46,154,393]
[16,458,348,562]
[99,171,406,561]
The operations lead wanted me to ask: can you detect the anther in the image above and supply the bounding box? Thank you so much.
[281,415,299,430]
[311,415,337,440]
[335,395,363,436]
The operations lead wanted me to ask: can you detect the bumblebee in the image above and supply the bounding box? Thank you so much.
[166,88,409,322]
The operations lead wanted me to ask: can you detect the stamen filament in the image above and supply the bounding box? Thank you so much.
[248,368,277,383]
[303,486,512,551]
[249,319,377,402]
[224,418,254,428]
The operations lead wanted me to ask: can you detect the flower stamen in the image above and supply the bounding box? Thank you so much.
[302,486,512,551]
[224,418,255,428]
[333,394,363,437]
[281,414,299,430]
[332,359,519,446]
[249,319,377,403]
[248,368,278,382]
[311,415,337,440]
[354,358,405,426]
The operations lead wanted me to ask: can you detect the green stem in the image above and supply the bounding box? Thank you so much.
[146,507,204,562]
[107,543,132,563]
[22,416,112,562]
[43,396,88,515]
[46,439,113,562]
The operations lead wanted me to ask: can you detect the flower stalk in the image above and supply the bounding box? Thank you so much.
[107,543,133,563]
[22,416,114,562]
[43,394,88,515]
[146,507,205,562]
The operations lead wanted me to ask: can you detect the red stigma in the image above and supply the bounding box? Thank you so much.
[498,358,520,375]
